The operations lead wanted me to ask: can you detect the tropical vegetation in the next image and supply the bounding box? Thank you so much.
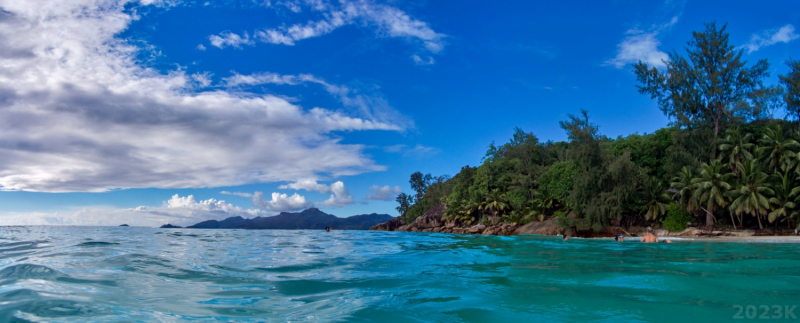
[396,22,800,233]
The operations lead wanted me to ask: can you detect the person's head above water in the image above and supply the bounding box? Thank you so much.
[325,227,330,232]
[562,234,568,241]
[646,227,654,234]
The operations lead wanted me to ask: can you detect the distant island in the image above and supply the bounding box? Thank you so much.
[160,224,182,229]
[167,208,393,230]
[119,224,129,227]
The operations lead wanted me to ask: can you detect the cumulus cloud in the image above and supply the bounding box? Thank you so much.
[317,181,354,207]
[252,191,312,212]
[742,24,798,53]
[365,185,402,201]
[606,17,678,69]
[0,0,403,192]
[279,179,331,193]
[0,194,264,227]
[209,0,445,54]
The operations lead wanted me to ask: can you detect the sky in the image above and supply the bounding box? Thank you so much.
[0,0,798,226]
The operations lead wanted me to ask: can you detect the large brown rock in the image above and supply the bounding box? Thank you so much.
[513,218,560,236]
[369,217,405,231]
[412,203,445,229]
[468,224,486,234]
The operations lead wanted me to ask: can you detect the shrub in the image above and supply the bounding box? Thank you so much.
[662,203,693,232]
[404,204,425,224]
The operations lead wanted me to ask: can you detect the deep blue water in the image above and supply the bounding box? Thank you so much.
[0,226,799,322]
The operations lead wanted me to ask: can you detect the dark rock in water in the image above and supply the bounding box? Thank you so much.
[185,208,394,230]
[370,217,405,231]
[119,224,129,227]
[159,224,182,229]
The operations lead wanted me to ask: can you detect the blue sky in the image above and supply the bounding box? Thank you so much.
[0,0,798,226]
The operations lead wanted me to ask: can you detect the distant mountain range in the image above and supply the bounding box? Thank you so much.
[172,208,394,230]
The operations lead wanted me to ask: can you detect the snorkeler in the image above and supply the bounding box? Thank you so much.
[614,233,624,242]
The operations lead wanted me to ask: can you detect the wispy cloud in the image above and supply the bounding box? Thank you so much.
[0,1,401,192]
[605,17,678,69]
[365,185,402,201]
[412,54,435,65]
[278,179,331,193]
[383,144,440,157]
[220,191,253,198]
[208,0,445,55]
[741,24,798,53]
[223,72,412,129]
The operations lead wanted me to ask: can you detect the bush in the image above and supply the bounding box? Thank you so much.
[404,204,425,224]
[662,203,693,232]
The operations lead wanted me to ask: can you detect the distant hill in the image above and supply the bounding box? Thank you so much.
[185,208,395,230]
[160,224,182,228]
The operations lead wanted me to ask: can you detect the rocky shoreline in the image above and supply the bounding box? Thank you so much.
[369,203,768,238]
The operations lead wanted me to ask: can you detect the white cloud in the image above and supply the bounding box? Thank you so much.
[383,144,439,157]
[742,24,798,53]
[0,0,403,193]
[252,191,311,212]
[278,179,331,193]
[365,185,401,201]
[0,194,264,227]
[606,32,668,69]
[196,44,206,51]
[209,31,255,49]
[605,17,679,69]
[220,191,253,198]
[411,54,434,65]
[223,72,412,129]
[209,0,445,54]
[317,181,354,207]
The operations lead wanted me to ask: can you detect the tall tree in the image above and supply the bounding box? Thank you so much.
[409,172,433,202]
[757,124,800,173]
[718,126,754,176]
[395,193,413,217]
[728,160,773,229]
[640,178,671,221]
[780,59,800,128]
[672,166,698,214]
[768,170,799,227]
[634,22,770,159]
[692,160,733,226]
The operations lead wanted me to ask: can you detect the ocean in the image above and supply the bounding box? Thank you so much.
[0,226,798,322]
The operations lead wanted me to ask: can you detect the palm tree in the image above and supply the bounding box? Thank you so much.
[672,166,697,213]
[718,126,754,176]
[758,125,800,174]
[480,189,509,223]
[768,170,800,227]
[692,160,733,227]
[640,178,670,221]
[728,160,774,229]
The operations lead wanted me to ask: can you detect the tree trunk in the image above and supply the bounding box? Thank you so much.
[756,213,764,230]
[730,213,738,229]
[705,208,715,227]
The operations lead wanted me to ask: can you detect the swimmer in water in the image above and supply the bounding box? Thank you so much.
[614,233,624,242]
[562,234,569,241]
[640,227,658,243]
[325,227,330,232]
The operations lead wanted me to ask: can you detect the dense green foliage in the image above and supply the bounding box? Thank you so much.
[663,203,694,232]
[396,22,800,232]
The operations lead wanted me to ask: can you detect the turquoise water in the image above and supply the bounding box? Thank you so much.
[0,227,799,322]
